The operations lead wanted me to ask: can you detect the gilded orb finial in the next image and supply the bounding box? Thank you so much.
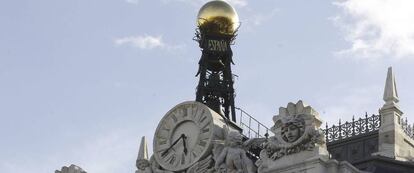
[197,0,240,35]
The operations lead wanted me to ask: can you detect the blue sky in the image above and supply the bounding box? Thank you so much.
[1,0,414,172]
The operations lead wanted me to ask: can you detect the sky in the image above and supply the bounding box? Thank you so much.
[1,0,414,172]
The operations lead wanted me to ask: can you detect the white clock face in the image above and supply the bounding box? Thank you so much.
[153,102,214,171]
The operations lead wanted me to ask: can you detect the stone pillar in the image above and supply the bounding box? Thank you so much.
[376,67,414,161]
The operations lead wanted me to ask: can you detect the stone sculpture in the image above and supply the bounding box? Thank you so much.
[186,129,257,173]
[136,159,153,173]
[213,131,255,173]
[136,136,153,173]
[257,100,327,172]
[55,164,86,173]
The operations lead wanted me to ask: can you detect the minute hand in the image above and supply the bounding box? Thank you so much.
[183,135,188,155]
[161,134,185,157]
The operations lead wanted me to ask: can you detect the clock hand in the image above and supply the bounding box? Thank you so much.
[182,134,188,155]
[161,134,185,157]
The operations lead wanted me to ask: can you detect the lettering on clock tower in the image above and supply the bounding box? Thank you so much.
[207,39,228,52]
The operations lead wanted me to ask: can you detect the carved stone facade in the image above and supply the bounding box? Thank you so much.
[54,59,414,173]
[256,101,361,173]
[130,100,373,173]
[259,101,326,162]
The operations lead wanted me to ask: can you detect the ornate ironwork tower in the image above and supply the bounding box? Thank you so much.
[194,0,239,122]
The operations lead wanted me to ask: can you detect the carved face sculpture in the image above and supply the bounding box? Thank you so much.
[218,164,227,173]
[136,160,150,170]
[281,123,302,143]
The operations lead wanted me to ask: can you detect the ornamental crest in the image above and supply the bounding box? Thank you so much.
[259,100,325,161]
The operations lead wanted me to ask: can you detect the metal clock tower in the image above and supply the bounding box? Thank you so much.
[194,0,239,123]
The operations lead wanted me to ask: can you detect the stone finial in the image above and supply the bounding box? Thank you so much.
[383,67,399,106]
[137,136,149,161]
[136,136,153,173]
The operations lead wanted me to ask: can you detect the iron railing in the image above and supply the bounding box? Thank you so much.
[324,113,381,143]
[233,107,414,145]
[235,107,270,139]
[401,118,414,140]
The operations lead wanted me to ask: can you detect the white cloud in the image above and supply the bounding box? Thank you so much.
[125,0,139,5]
[114,35,187,55]
[226,0,247,7]
[244,8,278,27]
[333,0,414,60]
[115,35,164,49]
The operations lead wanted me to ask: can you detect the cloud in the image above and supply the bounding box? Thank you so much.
[114,35,187,55]
[125,0,139,5]
[114,35,164,49]
[333,0,414,60]
[226,0,247,7]
[243,8,278,27]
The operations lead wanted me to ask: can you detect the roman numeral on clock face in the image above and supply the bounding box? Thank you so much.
[186,106,193,118]
[202,127,209,134]
[171,114,178,123]
[193,107,205,121]
[181,153,186,165]
[199,116,207,124]
[165,153,176,164]
[171,107,188,122]
[158,139,167,145]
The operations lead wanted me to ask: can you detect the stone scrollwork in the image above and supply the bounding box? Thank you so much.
[258,100,326,163]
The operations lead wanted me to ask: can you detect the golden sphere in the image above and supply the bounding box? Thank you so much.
[197,0,240,35]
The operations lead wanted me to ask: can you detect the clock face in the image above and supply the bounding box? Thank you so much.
[153,102,214,171]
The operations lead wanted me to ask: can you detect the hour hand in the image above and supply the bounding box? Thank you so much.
[161,147,171,157]
[161,134,185,157]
